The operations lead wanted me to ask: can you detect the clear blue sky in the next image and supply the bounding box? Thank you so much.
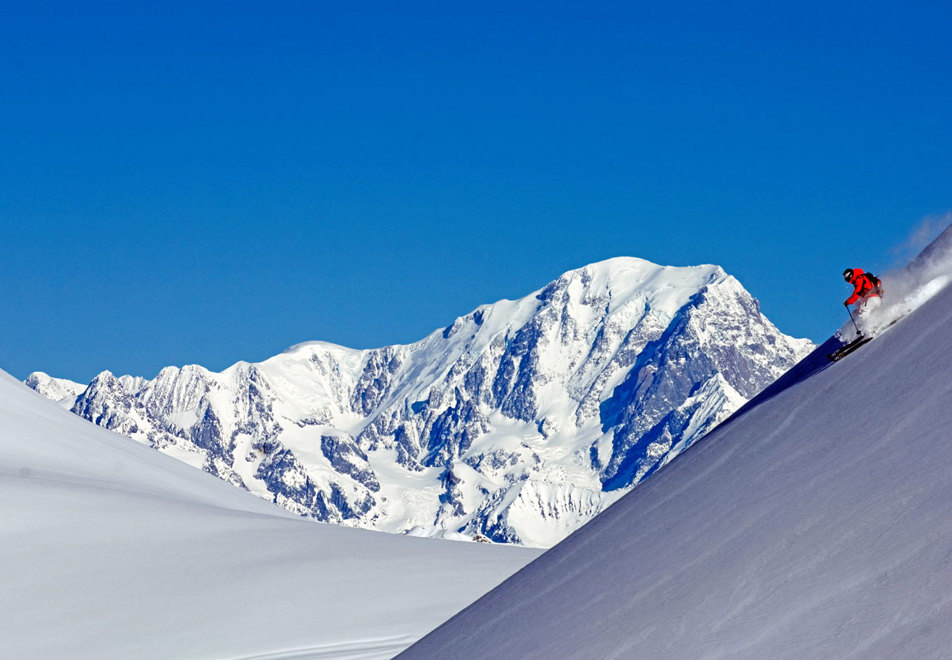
[2,1,950,383]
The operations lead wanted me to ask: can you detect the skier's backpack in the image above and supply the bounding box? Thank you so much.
[866,272,884,296]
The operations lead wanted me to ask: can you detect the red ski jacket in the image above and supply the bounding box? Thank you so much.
[844,268,881,306]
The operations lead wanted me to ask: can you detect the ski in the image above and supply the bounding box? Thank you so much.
[828,335,873,362]
[828,312,909,362]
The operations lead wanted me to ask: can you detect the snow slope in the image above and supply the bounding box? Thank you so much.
[0,370,538,659]
[401,233,952,658]
[29,257,811,547]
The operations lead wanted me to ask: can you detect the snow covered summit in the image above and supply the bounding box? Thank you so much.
[401,230,952,659]
[29,257,812,547]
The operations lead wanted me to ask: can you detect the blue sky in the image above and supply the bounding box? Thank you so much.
[2,1,949,382]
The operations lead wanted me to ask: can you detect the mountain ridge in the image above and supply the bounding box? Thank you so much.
[29,256,812,546]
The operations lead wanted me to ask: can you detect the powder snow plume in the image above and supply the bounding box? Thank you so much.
[890,211,952,264]
[848,220,952,337]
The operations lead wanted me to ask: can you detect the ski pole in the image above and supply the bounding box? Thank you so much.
[845,304,861,337]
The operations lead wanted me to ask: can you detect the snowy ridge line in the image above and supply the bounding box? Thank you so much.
[28,256,813,547]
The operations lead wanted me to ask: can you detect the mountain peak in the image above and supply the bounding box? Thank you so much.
[550,257,724,294]
[29,256,812,547]
[24,371,85,408]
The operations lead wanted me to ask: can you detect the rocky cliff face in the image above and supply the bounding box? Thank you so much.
[28,258,812,547]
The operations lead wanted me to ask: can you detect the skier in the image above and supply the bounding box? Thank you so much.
[842,268,882,308]
[829,268,886,361]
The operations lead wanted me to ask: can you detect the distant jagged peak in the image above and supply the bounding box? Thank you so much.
[504,258,730,341]
[254,259,736,367]
[152,363,210,381]
[80,370,150,398]
[24,371,86,402]
[513,257,726,309]
[425,258,731,347]
[87,369,118,386]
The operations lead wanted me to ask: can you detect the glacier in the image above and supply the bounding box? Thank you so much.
[28,257,812,547]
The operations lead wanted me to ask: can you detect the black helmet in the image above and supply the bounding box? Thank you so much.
[843,268,853,281]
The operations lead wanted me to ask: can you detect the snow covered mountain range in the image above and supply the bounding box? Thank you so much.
[28,257,812,546]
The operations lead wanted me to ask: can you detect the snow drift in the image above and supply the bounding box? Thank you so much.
[401,228,952,659]
[0,370,538,659]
